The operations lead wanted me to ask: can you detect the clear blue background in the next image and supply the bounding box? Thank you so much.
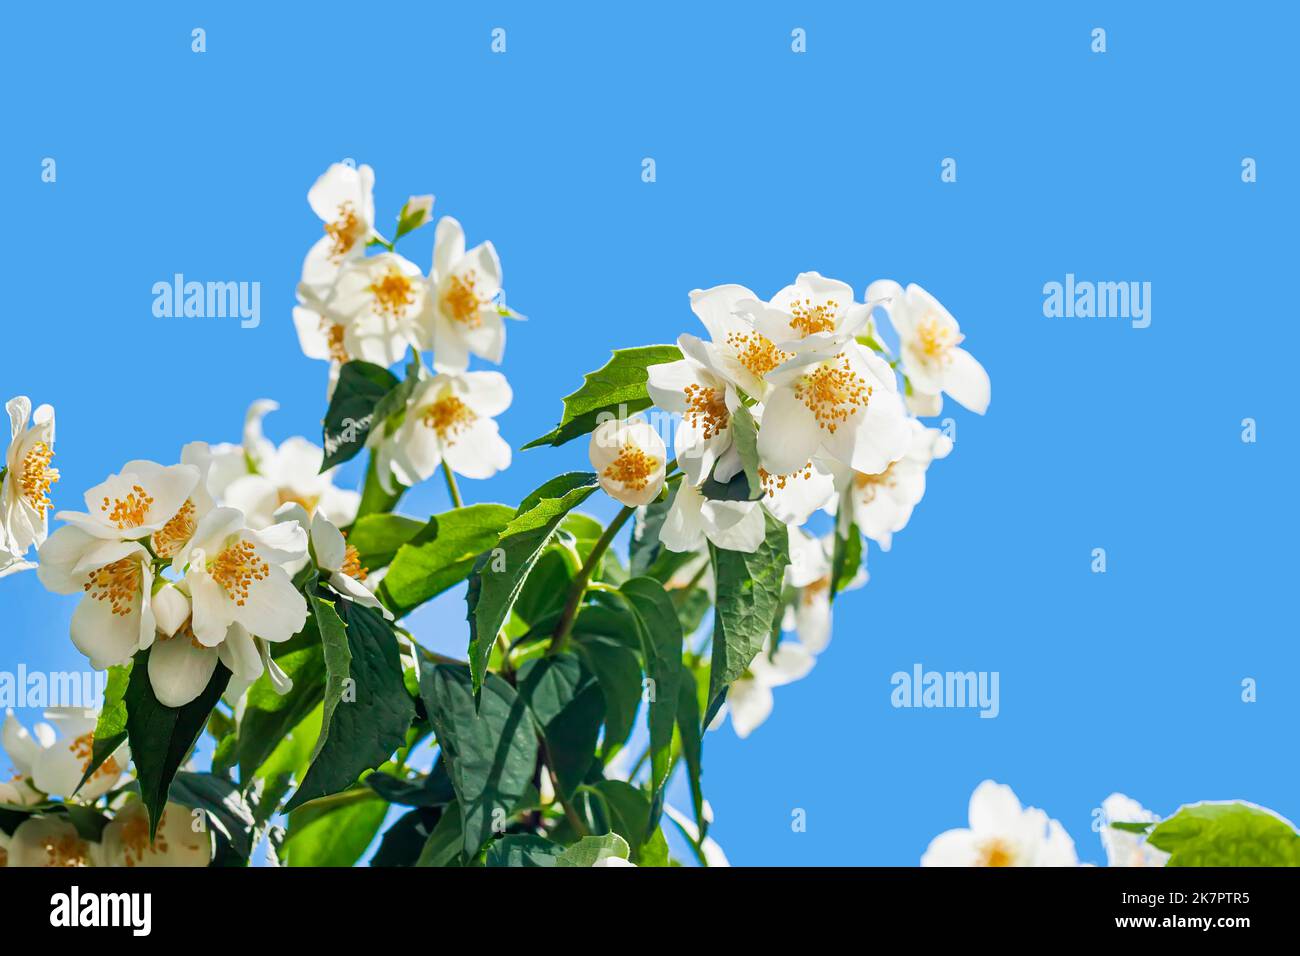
[2,1,1295,866]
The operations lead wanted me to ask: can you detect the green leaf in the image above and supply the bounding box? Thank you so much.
[466,473,599,694]
[249,705,322,826]
[415,801,464,867]
[706,510,790,724]
[676,666,707,842]
[321,360,399,469]
[284,599,415,811]
[630,491,673,576]
[346,513,426,572]
[486,834,565,867]
[418,663,539,859]
[523,345,682,448]
[555,832,631,867]
[394,197,432,240]
[593,779,669,866]
[1109,821,1153,834]
[283,790,389,867]
[573,636,641,761]
[378,504,515,618]
[371,807,442,867]
[355,452,403,522]
[167,772,255,866]
[830,522,862,600]
[699,403,762,501]
[236,626,327,783]
[618,577,684,822]
[125,651,231,839]
[516,654,604,799]
[1147,802,1300,866]
[365,761,455,807]
[75,662,131,794]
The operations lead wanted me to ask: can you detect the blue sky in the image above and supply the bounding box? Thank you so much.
[2,2,1296,865]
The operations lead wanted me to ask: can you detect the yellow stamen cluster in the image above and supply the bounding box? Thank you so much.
[683,384,729,439]
[726,331,790,379]
[325,201,361,261]
[802,575,831,604]
[853,464,897,505]
[83,558,140,617]
[788,297,838,336]
[151,498,196,559]
[100,484,153,530]
[915,316,962,362]
[977,838,1014,867]
[758,463,814,498]
[794,356,871,433]
[18,441,58,513]
[441,271,485,327]
[341,543,368,582]
[210,540,268,607]
[320,318,348,363]
[603,444,658,491]
[368,267,416,319]
[39,831,92,867]
[72,732,121,782]
[277,488,321,514]
[422,395,478,444]
[119,810,170,867]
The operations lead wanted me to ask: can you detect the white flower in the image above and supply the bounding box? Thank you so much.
[280,504,391,620]
[663,802,730,867]
[922,780,1078,867]
[174,505,308,655]
[754,457,837,527]
[323,251,427,368]
[291,281,349,395]
[834,418,952,550]
[374,371,512,492]
[647,336,746,487]
[780,529,852,655]
[683,284,791,402]
[659,479,764,554]
[302,162,376,292]
[589,417,666,508]
[867,281,990,415]
[748,272,873,352]
[212,401,359,530]
[423,216,516,372]
[1100,793,1170,867]
[757,340,909,478]
[722,638,816,739]
[2,709,128,803]
[4,815,97,867]
[99,800,210,867]
[1,397,57,577]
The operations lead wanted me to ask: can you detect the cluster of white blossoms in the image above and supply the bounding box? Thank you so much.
[592,274,988,736]
[292,163,517,492]
[921,781,1170,868]
[0,711,206,867]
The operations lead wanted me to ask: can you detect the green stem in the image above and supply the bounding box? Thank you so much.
[441,461,464,509]
[549,505,635,655]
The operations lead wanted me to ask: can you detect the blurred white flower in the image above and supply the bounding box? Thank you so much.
[423,216,518,373]
[922,780,1078,867]
[721,638,816,739]
[208,401,359,530]
[1,396,57,577]
[2,709,127,803]
[99,800,210,868]
[659,479,763,554]
[589,417,666,508]
[867,281,989,415]
[832,418,952,550]
[374,371,512,492]
[1100,793,1170,867]
[4,815,96,867]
